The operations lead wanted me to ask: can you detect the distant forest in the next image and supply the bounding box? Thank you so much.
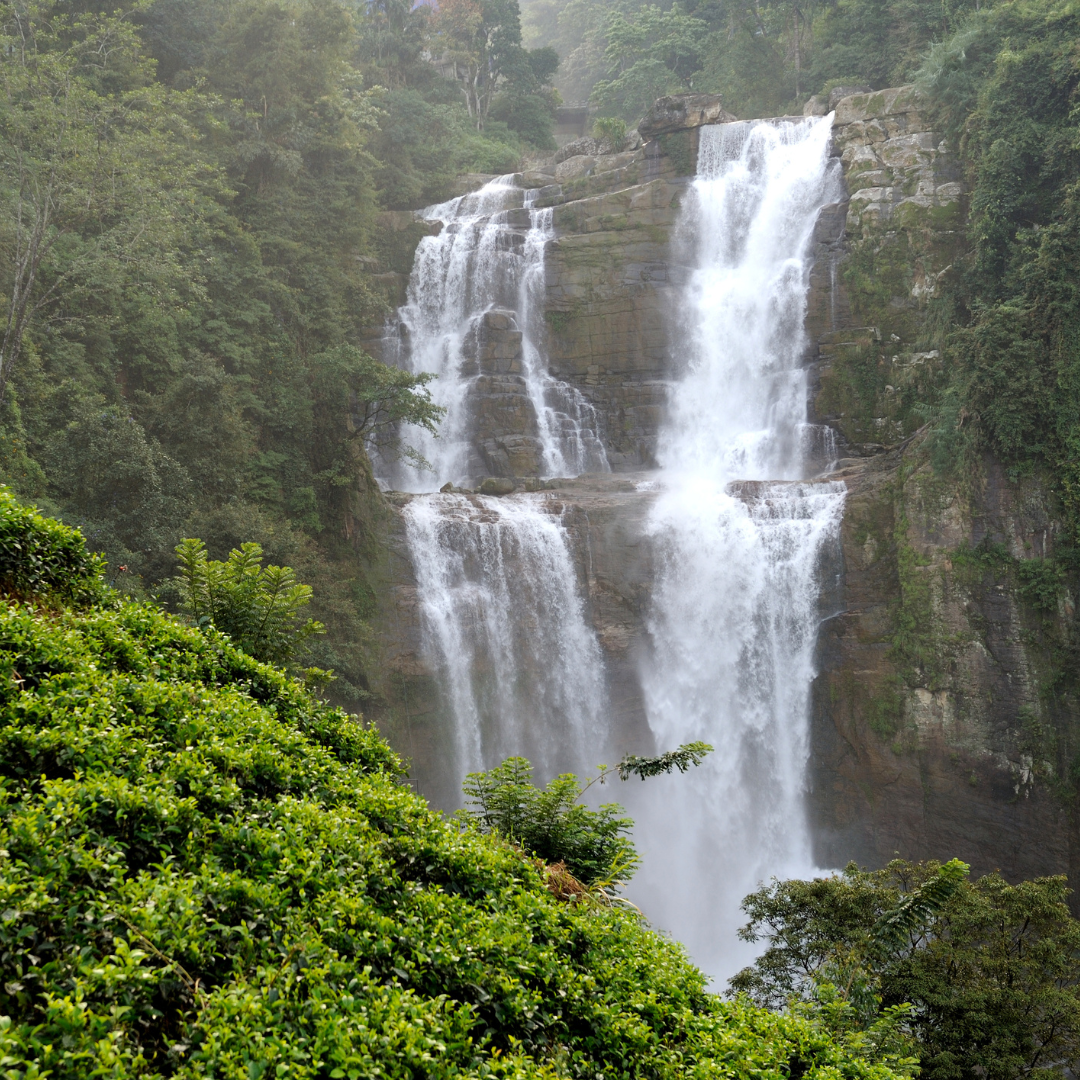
[522,0,984,115]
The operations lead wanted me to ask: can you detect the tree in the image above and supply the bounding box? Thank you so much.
[589,6,709,121]
[0,0,217,407]
[356,0,430,90]
[172,537,325,667]
[488,43,559,147]
[310,343,444,476]
[460,742,712,888]
[730,860,1080,1080]
[433,0,554,132]
[44,399,192,566]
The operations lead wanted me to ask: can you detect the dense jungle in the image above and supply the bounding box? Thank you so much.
[3,0,1080,1071]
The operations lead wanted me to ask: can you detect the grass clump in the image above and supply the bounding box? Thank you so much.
[0,491,907,1078]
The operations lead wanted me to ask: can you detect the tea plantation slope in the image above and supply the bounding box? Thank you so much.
[0,493,901,1079]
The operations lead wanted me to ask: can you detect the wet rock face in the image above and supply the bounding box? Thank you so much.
[811,445,1079,893]
[462,310,545,478]
[834,86,964,235]
[542,174,682,469]
[805,87,1080,898]
[807,85,967,452]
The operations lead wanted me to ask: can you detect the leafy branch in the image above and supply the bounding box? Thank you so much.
[577,740,714,796]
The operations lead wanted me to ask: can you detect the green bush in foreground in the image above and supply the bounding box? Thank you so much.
[0,494,908,1078]
[0,489,105,606]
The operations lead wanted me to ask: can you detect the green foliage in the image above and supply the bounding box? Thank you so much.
[0,486,105,603]
[43,400,193,563]
[1018,557,1066,612]
[911,1,1080,558]
[0,0,532,700]
[0,498,907,1079]
[591,115,628,149]
[461,757,639,886]
[614,739,712,779]
[0,0,220,406]
[590,5,708,120]
[460,743,713,887]
[868,858,969,957]
[318,343,444,470]
[432,0,559,139]
[522,0,980,120]
[732,859,1080,1080]
[172,537,325,667]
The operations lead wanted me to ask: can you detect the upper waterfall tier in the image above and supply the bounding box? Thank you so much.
[661,119,843,481]
[379,176,608,491]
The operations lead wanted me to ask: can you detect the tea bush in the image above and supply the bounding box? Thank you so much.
[0,494,907,1079]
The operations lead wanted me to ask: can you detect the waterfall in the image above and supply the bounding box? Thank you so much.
[383,176,607,491]
[402,492,606,783]
[627,118,846,979]
[519,196,609,479]
[386,118,847,981]
[385,177,611,804]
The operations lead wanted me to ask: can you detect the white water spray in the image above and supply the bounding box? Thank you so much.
[402,493,606,782]
[385,177,606,489]
[628,118,846,979]
[390,120,847,980]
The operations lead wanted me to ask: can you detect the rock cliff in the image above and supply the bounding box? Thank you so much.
[366,91,1080,891]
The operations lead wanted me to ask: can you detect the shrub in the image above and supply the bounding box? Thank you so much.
[172,537,325,667]
[592,115,628,151]
[0,486,105,603]
[0,496,909,1079]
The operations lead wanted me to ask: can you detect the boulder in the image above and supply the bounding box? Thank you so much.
[638,94,736,140]
[555,155,597,184]
[828,84,873,110]
[520,169,556,188]
[479,476,517,496]
[554,137,602,165]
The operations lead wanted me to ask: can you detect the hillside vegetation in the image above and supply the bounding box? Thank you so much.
[0,490,912,1077]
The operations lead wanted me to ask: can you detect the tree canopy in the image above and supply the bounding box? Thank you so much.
[731,860,1080,1080]
[0,0,559,704]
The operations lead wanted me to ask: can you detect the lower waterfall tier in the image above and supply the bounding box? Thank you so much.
[374,470,845,977]
[370,451,1080,925]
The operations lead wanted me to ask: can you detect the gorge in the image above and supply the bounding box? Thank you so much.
[366,88,1080,973]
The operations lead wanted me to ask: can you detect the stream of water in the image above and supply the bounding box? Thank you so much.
[389,118,845,982]
[402,493,606,780]
[383,177,606,490]
[627,118,845,977]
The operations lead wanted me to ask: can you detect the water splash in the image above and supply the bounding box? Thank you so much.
[628,118,846,980]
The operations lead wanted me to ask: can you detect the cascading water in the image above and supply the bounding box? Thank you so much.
[383,176,607,490]
[402,493,606,783]
[626,117,846,979]
[386,176,610,802]
[519,196,610,479]
[386,118,847,980]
